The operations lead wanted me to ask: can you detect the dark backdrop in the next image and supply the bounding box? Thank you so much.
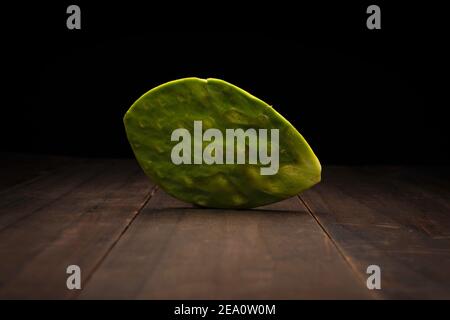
[2,2,448,164]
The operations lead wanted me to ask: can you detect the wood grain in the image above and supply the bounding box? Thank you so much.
[0,153,74,192]
[80,189,371,299]
[0,159,154,299]
[1,155,449,299]
[299,166,450,299]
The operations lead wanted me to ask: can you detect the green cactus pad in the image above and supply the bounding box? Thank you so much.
[124,78,321,208]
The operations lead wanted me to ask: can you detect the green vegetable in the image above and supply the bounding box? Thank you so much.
[124,78,321,208]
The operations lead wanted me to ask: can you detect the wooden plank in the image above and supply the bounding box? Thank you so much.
[81,189,371,299]
[299,166,450,299]
[0,159,95,230]
[0,159,154,299]
[0,152,74,192]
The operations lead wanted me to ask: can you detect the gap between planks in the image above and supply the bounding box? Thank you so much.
[71,185,159,299]
[297,194,380,299]
[0,160,157,298]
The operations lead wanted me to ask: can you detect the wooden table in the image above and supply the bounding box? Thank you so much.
[0,153,449,299]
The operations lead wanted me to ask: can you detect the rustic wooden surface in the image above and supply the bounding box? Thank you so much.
[0,153,449,299]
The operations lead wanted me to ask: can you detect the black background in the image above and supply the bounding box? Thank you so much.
[2,2,449,165]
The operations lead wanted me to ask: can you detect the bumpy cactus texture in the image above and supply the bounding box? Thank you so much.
[124,78,321,208]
